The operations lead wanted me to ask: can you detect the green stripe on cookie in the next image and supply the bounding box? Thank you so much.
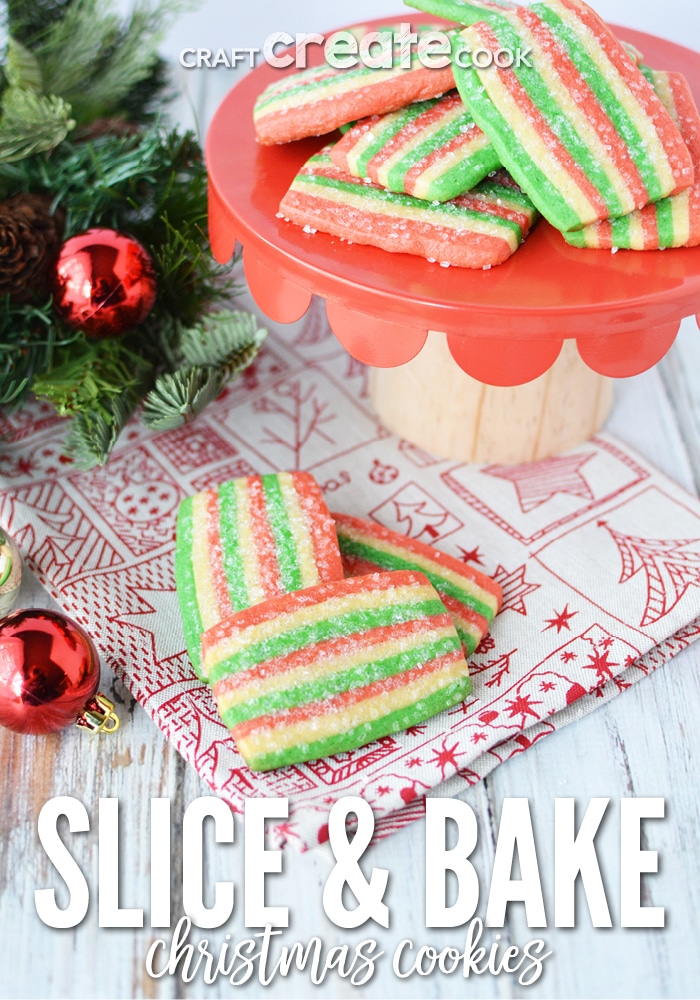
[209,598,448,683]
[224,635,461,724]
[337,535,495,621]
[174,498,205,679]
[451,34,584,231]
[422,145,501,202]
[261,474,304,593]
[384,113,474,190]
[654,197,677,248]
[217,480,250,611]
[254,65,377,114]
[486,15,625,216]
[532,2,663,202]
[238,677,472,770]
[609,211,632,248]
[297,161,524,236]
[357,102,432,174]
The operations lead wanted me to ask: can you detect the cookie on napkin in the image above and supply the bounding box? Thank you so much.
[175,472,344,680]
[204,571,473,771]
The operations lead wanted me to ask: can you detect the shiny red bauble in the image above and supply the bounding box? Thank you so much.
[52,228,157,339]
[0,609,100,734]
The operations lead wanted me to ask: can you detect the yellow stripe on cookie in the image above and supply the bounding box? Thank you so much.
[205,582,438,671]
[235,656,469,756]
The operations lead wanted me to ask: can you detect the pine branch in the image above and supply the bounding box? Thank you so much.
[0,88,75,162]
[0,127,169,224]
[64,392,138,469]
[212,337,265,386]
[0,125,234,326]
[148,218,235,324]
[36,0,194,125]
[142,311,267,430]
[37,1,123,111]
[118,58,173,125]
[145,313,181,370]
[5,39,43,92]
[54,340,154,468]
[31,339,153,416]
[180,310,267,367]
[6,0,74,47]
[141,366,222,431]
[0,359,33,406]
[0,295,73,406]
[0,0,249,462]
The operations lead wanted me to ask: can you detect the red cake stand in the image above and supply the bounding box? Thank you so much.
[207,20,700,463]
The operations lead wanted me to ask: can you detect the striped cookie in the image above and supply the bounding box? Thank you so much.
[406,0,647,67]
[254,26,456,145]
[204,571,472,771]
[450,0,694,232]
[407,0,519,24]
[330,91,502,202]
[279,150,538,268]
[409,0,644,68]
[333,513,502,654]
[623,42,646,68]
[175,473,344,679]
[565,71,700,249]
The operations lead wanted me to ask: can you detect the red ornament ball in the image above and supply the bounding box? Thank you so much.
[52,228,157,339]
[0,609,100,734]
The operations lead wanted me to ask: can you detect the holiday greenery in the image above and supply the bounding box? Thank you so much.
[0,0,265,468]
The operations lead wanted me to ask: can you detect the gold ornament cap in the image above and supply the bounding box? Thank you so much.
[75,693,120,734]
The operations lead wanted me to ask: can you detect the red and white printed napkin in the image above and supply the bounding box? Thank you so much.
[2,293,700,850]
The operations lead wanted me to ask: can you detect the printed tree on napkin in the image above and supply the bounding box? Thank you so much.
[602,522,700,626]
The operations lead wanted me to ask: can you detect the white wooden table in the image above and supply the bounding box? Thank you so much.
[2,3,700,997]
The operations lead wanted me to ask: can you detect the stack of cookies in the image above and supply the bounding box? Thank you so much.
[254,0,699,265]
[175,472,502,771]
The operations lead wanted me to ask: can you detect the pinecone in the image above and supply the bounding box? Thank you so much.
[0,193,65,304]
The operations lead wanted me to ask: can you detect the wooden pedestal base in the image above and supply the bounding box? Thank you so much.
[370,333,614,464]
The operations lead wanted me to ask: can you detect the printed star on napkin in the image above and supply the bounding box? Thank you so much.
[485,453,595,513]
